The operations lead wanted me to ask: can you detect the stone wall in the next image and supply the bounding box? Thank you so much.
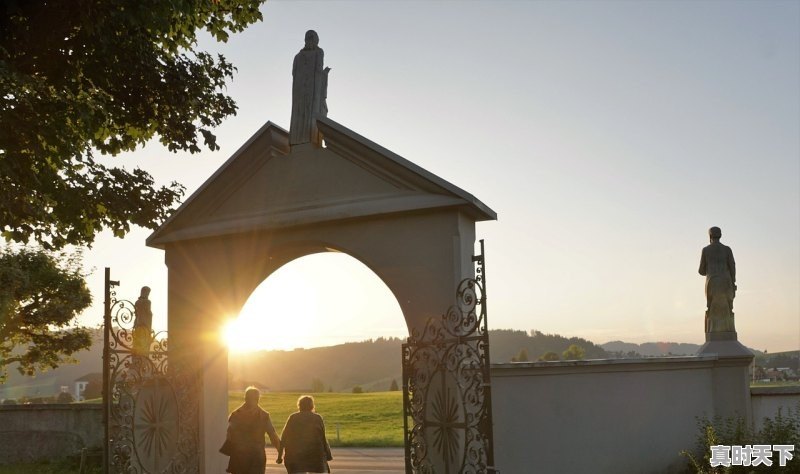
[751,385,800,431]
[0,404,103,464]
[490,355,741,474]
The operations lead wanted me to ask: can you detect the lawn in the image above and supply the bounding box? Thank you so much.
[230,390,405,447]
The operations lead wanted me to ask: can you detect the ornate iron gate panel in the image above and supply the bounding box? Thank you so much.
[402,241,497,474]
[103,269,198,474]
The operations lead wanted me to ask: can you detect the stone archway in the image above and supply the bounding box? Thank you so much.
[147,119,495,472]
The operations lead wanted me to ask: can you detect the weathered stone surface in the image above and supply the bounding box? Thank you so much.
[289,30,329,146]
[0,404,103,464]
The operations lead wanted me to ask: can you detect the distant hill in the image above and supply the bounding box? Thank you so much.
[755,350,799,370]
[2,328,611,397]
[8,326,789,399]
[231,329,611,392]
[601,341,702,357]
[229,337,404,393]
[489,329,609,361]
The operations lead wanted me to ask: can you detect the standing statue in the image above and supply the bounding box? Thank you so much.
[290,30,330,146]
[698,227,737,333]
[133,286,153,355]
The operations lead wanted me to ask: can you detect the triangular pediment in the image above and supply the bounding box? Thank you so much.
[147,118,495,248]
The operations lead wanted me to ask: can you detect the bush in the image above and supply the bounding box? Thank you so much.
[681,402,800,473]
[56,392,75,403]
[352,385,363,394]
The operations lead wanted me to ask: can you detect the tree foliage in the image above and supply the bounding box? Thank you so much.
[538,351,560,362]
[562,344,586,361]
[511,348,529,362]
[0,247,92,382]
[489,329,608,362]
[0,0,264,248]
[389,379,399,391]
[57,391,75,403]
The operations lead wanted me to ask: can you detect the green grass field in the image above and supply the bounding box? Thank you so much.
[230,390,405,447]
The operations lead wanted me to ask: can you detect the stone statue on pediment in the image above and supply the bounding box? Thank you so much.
[699,226,737,334]
[290,30,330,146]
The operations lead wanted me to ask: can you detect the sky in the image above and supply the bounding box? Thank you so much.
[78,0,799,353]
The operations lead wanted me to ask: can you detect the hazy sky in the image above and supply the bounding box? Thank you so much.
[79,1,799,352]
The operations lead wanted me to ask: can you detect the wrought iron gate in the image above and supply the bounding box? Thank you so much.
[402,241,497,474]
[102,269,198,474]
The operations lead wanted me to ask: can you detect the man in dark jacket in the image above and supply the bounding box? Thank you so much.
[224,387,281,474]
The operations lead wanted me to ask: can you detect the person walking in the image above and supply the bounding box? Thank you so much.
[277,395,333,473]
[223,387,281,474]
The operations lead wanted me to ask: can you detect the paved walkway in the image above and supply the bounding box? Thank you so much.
[264,447,404,473]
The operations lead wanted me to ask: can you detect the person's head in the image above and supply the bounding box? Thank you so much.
[304,30,319,49]
[245,386,260,406]
[297,395,315,412]
[708,226,722,242]
[140,286,151,298]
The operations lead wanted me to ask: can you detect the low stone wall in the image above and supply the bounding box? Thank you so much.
[491,356,727,474]
[751,385,800,431]
[0,404,103,464]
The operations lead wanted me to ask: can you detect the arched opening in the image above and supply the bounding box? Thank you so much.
[223,252,407,352]
[222,251,408,457]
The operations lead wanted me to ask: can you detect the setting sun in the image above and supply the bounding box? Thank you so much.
[222,252,407,352]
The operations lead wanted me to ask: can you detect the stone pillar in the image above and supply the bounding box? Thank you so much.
[697,227,752,422]
[698,332,754,423]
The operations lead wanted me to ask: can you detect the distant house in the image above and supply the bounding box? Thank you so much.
[74,373,102,401]
[776,367,798,380]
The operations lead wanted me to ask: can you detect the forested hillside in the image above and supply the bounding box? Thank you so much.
[488,329,608,361]
[9,328,784,399]
[1,329,613,397]
[600,340,702,357]
[229,337,404,393]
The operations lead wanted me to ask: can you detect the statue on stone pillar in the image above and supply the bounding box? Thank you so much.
[698,227,737,334]
[290,30,330,146]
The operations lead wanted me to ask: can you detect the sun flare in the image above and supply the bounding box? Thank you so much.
[221,253,406,352]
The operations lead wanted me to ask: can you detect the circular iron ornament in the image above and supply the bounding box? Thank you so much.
[425,369,467,473]
[402,246,495,474]
[133,376,180,473]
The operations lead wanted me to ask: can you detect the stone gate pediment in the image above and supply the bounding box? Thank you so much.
[147,117,495,248]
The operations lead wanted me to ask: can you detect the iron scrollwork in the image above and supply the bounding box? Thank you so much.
[402,241,496,474]
[104,291,198,473]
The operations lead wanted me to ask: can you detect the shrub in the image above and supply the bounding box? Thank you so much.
[56,392,75,403]
[681,402,800,473]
